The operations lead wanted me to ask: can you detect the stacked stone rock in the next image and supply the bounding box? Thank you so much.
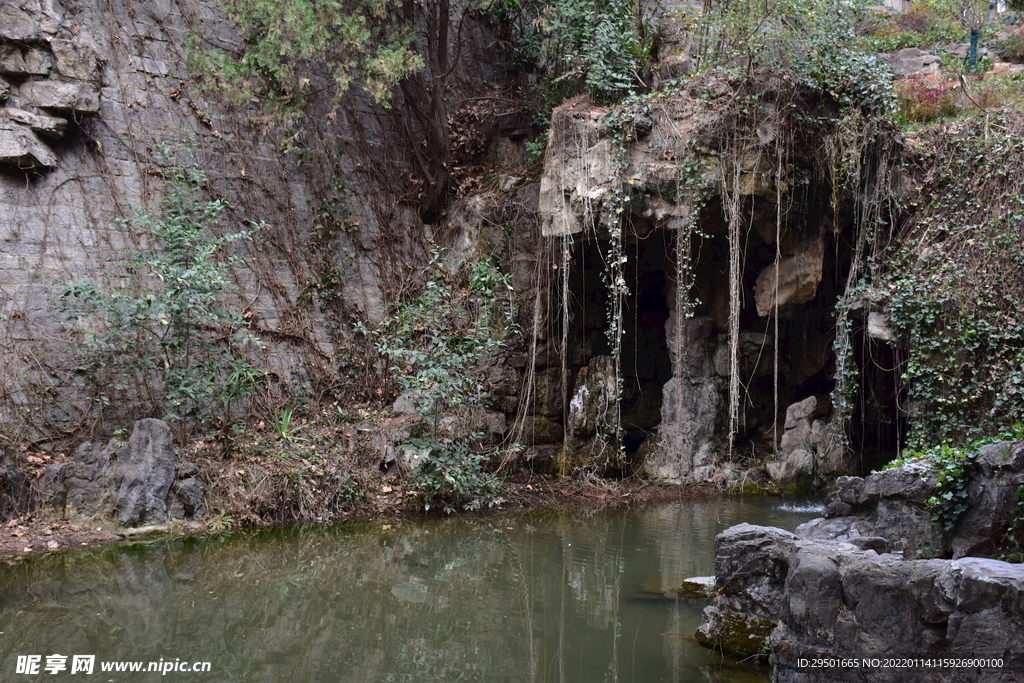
[695,440,1024,681]
[1,3,100,170]
[766,395,833,493]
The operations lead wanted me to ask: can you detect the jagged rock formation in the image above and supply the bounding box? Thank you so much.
[800,440,1024,559]
[697,524,1024,682]
[535,92,888,480]
[697,442,1024,680]
[42,418,206,526]
[0,0,519,439]
[0,3,100,170]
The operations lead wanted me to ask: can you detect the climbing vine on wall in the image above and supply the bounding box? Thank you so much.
[57,147,266,435]
[882,114,1024,449]
[186,0,422,117]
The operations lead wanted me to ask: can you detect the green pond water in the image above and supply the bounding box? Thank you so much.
[0,498,819,682]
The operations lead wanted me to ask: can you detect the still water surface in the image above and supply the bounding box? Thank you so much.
[0,498,818,682]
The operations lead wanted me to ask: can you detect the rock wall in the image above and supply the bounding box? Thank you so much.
[0,0,518,438]
[535,94,872,480]
[1,0,334,433]
[800,440,1024,559]
[698,524,1024,682]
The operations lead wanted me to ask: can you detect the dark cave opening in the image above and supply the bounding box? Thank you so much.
[562,228,673,456]
[554,179,905,474]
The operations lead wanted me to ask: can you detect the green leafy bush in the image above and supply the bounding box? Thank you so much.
[186,0,422,116]
[687,0,895,115]
[854,1,963,53]
[493,0,652,105]
[58,146,264,432]
[359,248,516,511]
[407,438,501,514]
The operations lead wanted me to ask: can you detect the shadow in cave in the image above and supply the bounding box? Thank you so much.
[562,229,673,465]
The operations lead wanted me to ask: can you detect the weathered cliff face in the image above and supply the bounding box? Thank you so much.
[1,0,329,434]
[1,0,910,490]
[534,93,895,481]
[0,0,517,438]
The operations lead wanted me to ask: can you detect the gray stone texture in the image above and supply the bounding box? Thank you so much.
[700,446,1024,678]
[697,523,1024,681]
[1,0,518,437]
[0,1,61,42]
[42,418,206,526]
[0,121,58,169]
[51,39,100,81]
[19,80,100,114]
[799,443,1024,560]
[0,45,28,75]
[112,418,177,526]
[768,395,844,489]
[880,47,943,78]
[4,107,68,139]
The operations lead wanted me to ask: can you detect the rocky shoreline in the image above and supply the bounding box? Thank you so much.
[694,440,1024,682]
[1,418,718,562]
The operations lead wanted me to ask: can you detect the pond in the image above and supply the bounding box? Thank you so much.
[0,498,819,682]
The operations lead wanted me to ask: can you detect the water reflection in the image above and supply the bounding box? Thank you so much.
[0,498,817,682]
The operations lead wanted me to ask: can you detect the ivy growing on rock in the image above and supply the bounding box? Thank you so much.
[883,114,1024,449]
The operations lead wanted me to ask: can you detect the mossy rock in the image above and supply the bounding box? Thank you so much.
[695,606,774,659]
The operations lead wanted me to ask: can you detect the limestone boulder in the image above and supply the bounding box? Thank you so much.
[20,80,100,114]
[983,62,1024,80]
[0,76,8,102]
[698,523,1024,681]
[800,445,1024,560]
[879,47,942,78]
[642,376,719,482]
[799,462,942,558]
[779,419,812,454]
[656,54,694,82]
[867,310,894,341]
[785,395,827,428]
[567,355,618,437]
[4,107,67,139]
[694,524,795,657]
[112,419,178,526]
[41,419,206,526]
[767,448,815,493]
[753,234,824,316]
[168,478,206,519]
[773,552,1024,682]
[0,121,57,169]
[949,440,1024,558]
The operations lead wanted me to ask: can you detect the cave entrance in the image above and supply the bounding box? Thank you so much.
[564,228,673,458]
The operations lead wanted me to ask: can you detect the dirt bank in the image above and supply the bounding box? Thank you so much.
[0,470,716,563]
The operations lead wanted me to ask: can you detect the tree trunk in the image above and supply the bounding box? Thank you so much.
[401,0,451,222]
